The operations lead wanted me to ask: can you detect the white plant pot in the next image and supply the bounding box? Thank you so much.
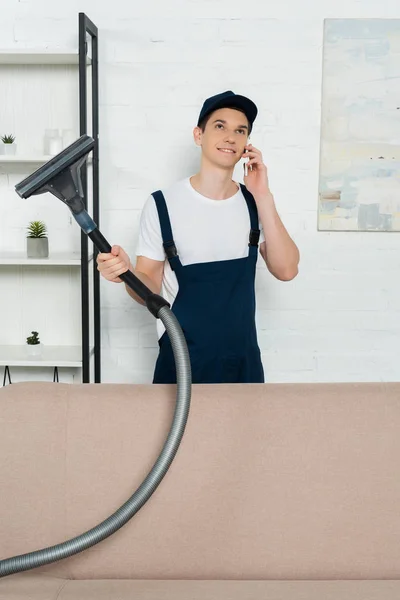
[27,343,42,357]
[3,143,16,155]
[27,237,49,258]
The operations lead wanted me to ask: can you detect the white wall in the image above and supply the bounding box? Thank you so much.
[1,0,399,384]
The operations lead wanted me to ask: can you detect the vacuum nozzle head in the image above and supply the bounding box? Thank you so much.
[15,134,95,214]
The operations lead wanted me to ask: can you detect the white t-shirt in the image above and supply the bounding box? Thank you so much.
[136,176,265,339]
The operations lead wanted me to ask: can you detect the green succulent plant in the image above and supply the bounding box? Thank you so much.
[26,331,40,345]
[26,220,47,238]
[1,134,15,144]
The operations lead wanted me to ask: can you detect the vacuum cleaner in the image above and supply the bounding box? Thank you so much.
[0,134,192,578]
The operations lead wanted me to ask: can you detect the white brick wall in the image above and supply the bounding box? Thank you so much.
[1,0,399,384]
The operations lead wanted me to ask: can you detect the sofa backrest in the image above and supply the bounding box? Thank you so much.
[1,381,400,580]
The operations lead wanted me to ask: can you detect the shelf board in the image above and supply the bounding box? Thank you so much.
[0,155,93,164]
[0,344,94,367]
[0,252,93,266]
[0,50,91,65]
[0,155,58,164]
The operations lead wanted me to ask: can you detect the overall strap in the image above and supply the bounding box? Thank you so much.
[151,190,181,270]
[239,184,261,248]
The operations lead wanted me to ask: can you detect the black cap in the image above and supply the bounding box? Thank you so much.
[197,90,258,131]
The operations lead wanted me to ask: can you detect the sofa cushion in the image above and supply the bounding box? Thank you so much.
[1,574,400,600]
[0,574,66,599]
[2,382,400,580]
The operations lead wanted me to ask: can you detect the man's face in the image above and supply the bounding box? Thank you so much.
[194,107,249,169]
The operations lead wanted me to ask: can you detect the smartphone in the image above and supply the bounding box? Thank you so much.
[243,148,251,175]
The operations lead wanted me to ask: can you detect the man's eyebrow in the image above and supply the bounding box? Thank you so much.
[212,119,248,130]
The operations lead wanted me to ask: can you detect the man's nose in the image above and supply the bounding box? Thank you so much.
[224,131,235,143]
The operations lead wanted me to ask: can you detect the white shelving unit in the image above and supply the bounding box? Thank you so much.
[0,155,93,164]
[0,16,99,385]
[0,251,94,384]
[0,155,56,163]
[0,50,91,65]
[0,252,93,266]
[0,345,94,368]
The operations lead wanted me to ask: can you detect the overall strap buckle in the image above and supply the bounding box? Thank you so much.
[249,229,260,247]
[163,241,178,260]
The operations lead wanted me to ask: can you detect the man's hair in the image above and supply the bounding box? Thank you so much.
[198,108,252,136]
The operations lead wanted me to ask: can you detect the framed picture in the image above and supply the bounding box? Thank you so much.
[318,19,400,231]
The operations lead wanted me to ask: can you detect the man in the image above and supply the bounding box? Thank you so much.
[97,91,300,383]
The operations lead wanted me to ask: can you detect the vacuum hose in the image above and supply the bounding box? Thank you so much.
[1,183,192,577]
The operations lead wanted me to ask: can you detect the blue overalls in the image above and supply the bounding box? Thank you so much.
[152,183,265,384]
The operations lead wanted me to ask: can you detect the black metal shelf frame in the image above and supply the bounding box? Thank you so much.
[79,13,100,383]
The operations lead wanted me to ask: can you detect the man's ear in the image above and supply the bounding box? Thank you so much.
[193,126,203,147]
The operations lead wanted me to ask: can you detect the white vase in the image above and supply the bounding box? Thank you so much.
[3,143,16,155]
[27,343,42,357]
[44,129,63,155]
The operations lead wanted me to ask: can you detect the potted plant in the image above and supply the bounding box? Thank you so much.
[1,133,16,155]
[26,220,49,258]
[26,331,41,356]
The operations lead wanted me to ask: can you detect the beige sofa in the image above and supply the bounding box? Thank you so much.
[1,380,400,599]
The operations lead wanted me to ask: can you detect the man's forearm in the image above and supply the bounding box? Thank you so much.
[255,192,300,280]
[124,263,159,306]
